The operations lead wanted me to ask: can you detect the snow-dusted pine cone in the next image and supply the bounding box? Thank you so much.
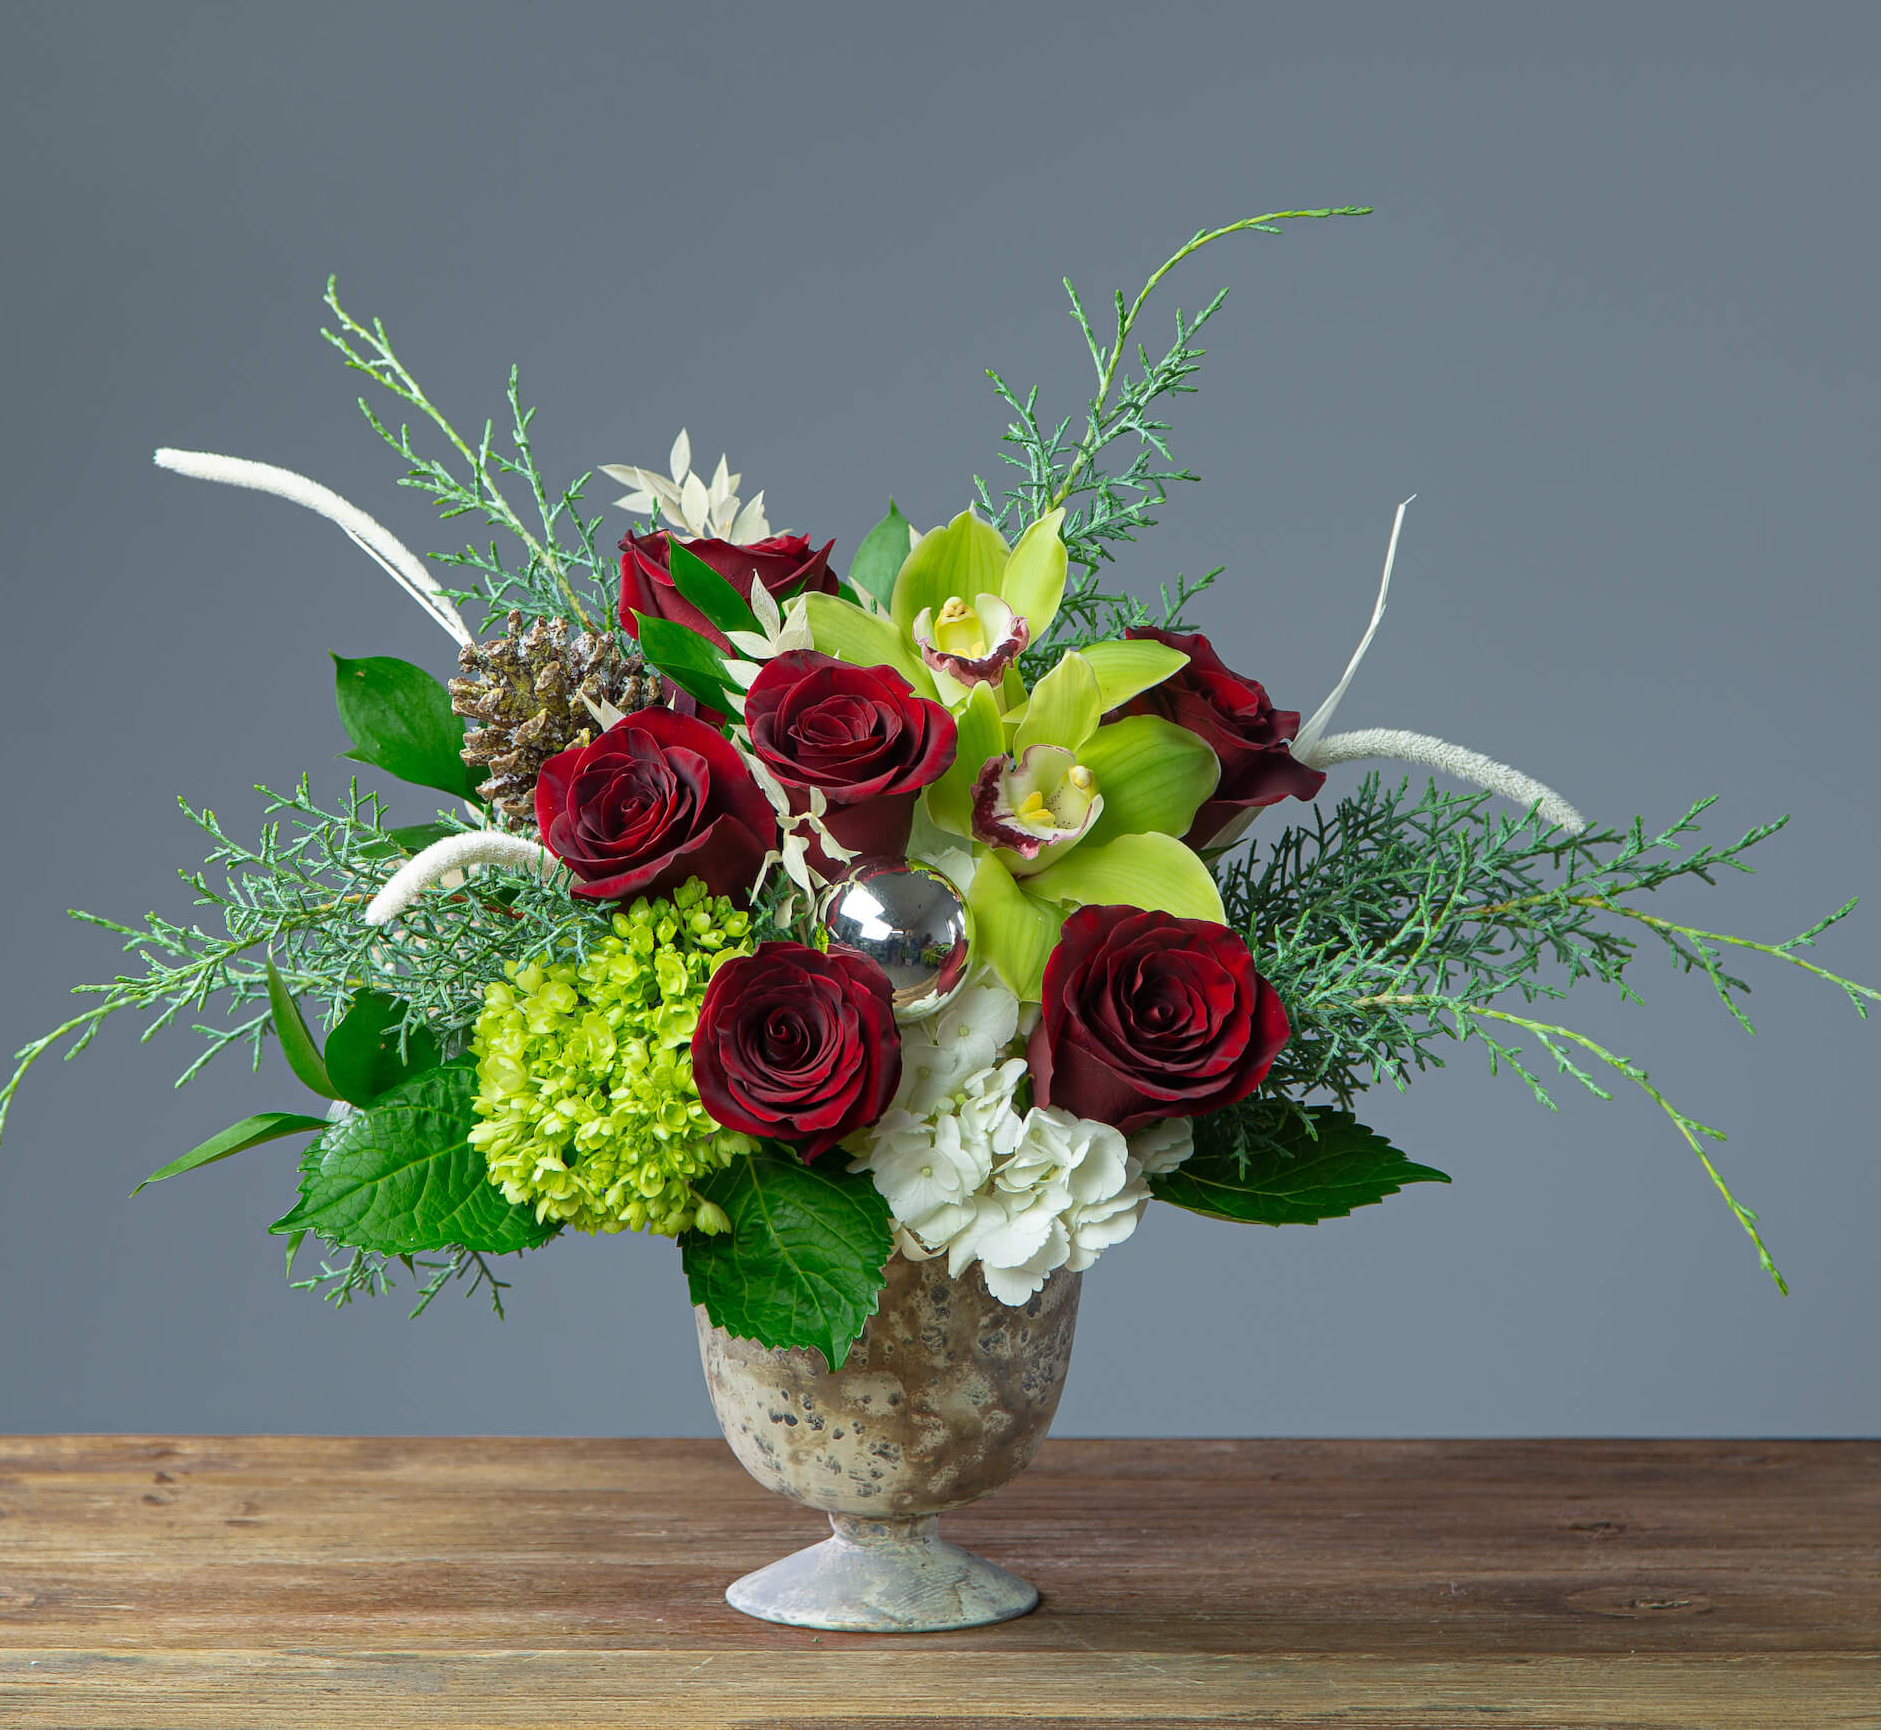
[449,612,662,820]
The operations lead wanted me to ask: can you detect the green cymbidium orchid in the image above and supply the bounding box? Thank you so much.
[923,652,1226,1000]
[802,505,1065,705]
[804,501,1198,715]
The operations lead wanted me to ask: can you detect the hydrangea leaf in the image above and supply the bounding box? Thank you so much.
[890,508,1009,639]
[1077,715,1220,849]
[1014,650,1100,756]
[1150,1108,1450,1225]
[666,539,762,637]
[967,850,1067,1001]
[998,508,1068,640]
[682,1148,893,1370]
[266,958,337,1100]
[850,499,916,611]
[1077,638,1191,711]
[333,654,480,801]
[926,680,1004,838]
[132,1111,329,1197]
[1024,830,1225,921]
[270,1060,555,1255]
[323,991,442,1109]
[801,591,936,694]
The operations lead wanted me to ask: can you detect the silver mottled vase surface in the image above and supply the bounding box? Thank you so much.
[695,1250,1081,1632]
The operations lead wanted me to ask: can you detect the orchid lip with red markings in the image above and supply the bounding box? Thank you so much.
[970,743,1103,870]
[912,593,1031,688]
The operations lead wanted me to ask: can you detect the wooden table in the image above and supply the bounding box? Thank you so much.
[0,1437,1874,1728]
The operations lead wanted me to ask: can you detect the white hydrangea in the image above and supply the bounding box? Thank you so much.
[1128,1116,1195,1176]
[847,977,1192,1306]
[894,976,1021,1116]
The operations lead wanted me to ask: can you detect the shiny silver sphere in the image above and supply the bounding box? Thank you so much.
[818,857,973,1023]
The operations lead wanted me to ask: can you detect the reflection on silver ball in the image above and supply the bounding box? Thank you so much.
[819,857,973,1024]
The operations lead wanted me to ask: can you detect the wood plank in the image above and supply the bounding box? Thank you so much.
[2,1651,1877,1729]
[0,1437,1876,1727]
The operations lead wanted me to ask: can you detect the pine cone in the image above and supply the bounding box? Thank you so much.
[449,612,663,819]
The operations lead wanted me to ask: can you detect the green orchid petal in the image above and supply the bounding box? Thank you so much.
[1077,715,1220,849]
[1076,637,1192,711]
[803,592,937,695]
[1014,650,1101,756]
[926,681,1004,838]
[966,850,1067,1002]
[891,508,1009,639]
[999,508,1068,640]
[1025,831,1226,922]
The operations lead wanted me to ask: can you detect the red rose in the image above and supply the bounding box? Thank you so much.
[620,530,840,653]
[1121,626,1325,848]
[534,709,775,903]
[745,650,957,863]
[691,942,901,1159]
[1028,904,1290,1133]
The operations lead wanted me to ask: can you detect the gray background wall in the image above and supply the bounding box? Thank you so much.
[3,1,1876,1438]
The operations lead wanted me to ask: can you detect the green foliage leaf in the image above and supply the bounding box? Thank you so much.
[333,654,479,800]
[801,591,936,694]
[270,1061,556,1255]
[132,1111,329,1196]
[667,540,762,637]
[682,1148,893,1369]
[1151,1108,1450,1225]
[851,500,915,611]
[631,611,743,713]
[1078,714,1220,848]
[267,958,337,1100]
[323,992,442,1108]
[890,508,1009,638]
[1026,830,1225,921]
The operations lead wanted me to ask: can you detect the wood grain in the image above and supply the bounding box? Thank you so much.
[0,1437,1875,1727]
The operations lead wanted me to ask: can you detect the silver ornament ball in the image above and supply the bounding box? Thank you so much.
[818,857,974,1023]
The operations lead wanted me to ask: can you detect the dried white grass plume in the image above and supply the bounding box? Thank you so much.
[153,448,475,649]
[365,832,561,928]
[1299,728,1588,832]
[1294,496,1414,761]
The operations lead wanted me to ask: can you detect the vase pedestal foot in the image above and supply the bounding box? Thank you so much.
[725,1512,1040,1633]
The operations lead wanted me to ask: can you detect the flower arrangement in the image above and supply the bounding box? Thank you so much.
[9,209,1874,1371]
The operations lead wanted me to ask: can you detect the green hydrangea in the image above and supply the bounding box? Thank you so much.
[468,879,756,1237]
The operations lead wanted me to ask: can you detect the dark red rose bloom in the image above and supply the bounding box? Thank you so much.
[619,530,840,653]
[744,651,957,863]
[1120,626,1325,848]
[692,941,901,1159]
[1028,904,1290,1133]
[534,709,775,903]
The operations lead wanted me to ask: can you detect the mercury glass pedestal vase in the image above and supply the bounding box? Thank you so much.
[695,1251,1082,1632]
